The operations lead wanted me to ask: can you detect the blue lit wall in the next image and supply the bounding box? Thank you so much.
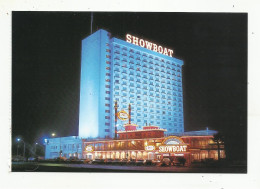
[79,29,110,138]
[109,38,184,135]
[45,136,82,159]
[79,29,184,138]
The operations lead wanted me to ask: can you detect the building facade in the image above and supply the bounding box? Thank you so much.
[82,125,225,164]
[44,126,225,164]
[79,29,184,139]
[44,136,83,159]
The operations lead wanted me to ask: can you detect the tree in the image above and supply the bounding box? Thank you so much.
[213,133,224,161]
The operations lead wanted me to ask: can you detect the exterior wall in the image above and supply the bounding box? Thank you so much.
[79,29,111,138]
[82,135,225,162]
[44,136,83,159]
[110,37,184,136]
[118,130,165,139]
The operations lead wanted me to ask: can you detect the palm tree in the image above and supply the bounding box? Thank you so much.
[213,133,224,161]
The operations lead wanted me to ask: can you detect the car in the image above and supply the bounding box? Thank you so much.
[55,157,66,162]
[152,159,161,166]
[161,158,171,166]
[120,159,129,166]
[135,159,145,166]
[111,159,121,165]
[12,155,25,162]
[83,159,93,164]
[92,159,105,165]
[28,157,37,162]
[104,158,114,165]
[127,159,136,166]
[66,157,83,164]
[144,160,154,166]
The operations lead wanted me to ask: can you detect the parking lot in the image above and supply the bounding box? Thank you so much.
[12,160,247,173]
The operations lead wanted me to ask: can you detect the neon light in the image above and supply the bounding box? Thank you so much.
[126,34,174,57]
[159,145,187,153]
[117,110,129,121]
[145,145,155,151]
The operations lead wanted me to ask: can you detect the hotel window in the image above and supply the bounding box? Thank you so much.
[106,79,110,82]
[115,80,119,84]
[105,110,110,113]
[105,129,110,132]
[106,91,110,94]
[105,116,110,119]
[106,61,111,64]
[106,73,110,76]
[106,55,111,58]
[105,123,110,126]
[105,85,110,88]
[105,104,110,107]
[105,97,110,100]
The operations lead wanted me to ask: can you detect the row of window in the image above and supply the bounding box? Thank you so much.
[113,63,181,73]
[114,75,182,83]
[112,44,181,67]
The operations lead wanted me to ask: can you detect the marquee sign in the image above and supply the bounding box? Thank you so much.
[117,110,129,121]
[159,136,187,153]
[85,145,94,152]
[126,34,174,57]
[145,145,155,151]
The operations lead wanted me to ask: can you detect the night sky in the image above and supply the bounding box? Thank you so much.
[12,12,247,161]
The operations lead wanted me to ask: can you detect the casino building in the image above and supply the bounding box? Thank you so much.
[81,124,225,164]
[79,29,184,139]
[44,29,225,163]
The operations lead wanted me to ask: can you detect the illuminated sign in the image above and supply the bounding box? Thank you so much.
[145,145,155,151]
[173,154,184,156]
[85,145,94,152]
[159,136,187,153]
[159,145,187,153]
[126,34,174,57]
[117,110,129,121]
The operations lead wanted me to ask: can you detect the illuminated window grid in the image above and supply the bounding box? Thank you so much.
[110,43,184,134]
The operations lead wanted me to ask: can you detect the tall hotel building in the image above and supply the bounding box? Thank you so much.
[79,29,184,139]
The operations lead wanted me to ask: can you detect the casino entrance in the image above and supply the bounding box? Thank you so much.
[159,152,191,166]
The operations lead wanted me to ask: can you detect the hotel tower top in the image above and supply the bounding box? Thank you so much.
[79,29,184,139]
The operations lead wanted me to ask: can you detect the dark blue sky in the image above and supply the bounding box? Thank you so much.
[12,12,247,161]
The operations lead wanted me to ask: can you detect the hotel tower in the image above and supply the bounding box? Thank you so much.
[79,29,184,138]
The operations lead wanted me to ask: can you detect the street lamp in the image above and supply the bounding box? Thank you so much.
[17,138,25,160]
[35,143,38,156]
[51,133,56,137]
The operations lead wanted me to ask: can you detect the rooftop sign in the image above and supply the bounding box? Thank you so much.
[126,34,174,57]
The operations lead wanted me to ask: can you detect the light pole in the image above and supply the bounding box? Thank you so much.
[16,142,19,156]
[17,138,25,160]
[35,143,38,156]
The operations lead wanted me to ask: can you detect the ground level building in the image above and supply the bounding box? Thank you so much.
[82,124,225,165]
[45,125,225,164]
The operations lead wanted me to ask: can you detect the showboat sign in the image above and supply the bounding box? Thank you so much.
[117,110,129,121]
[126,34,174,57]
[85,145,94,152]
[159,136,187,153]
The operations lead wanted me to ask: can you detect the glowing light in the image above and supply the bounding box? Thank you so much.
[126,34,174,57]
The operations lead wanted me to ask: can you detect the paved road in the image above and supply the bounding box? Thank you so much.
[12,162,247,173]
